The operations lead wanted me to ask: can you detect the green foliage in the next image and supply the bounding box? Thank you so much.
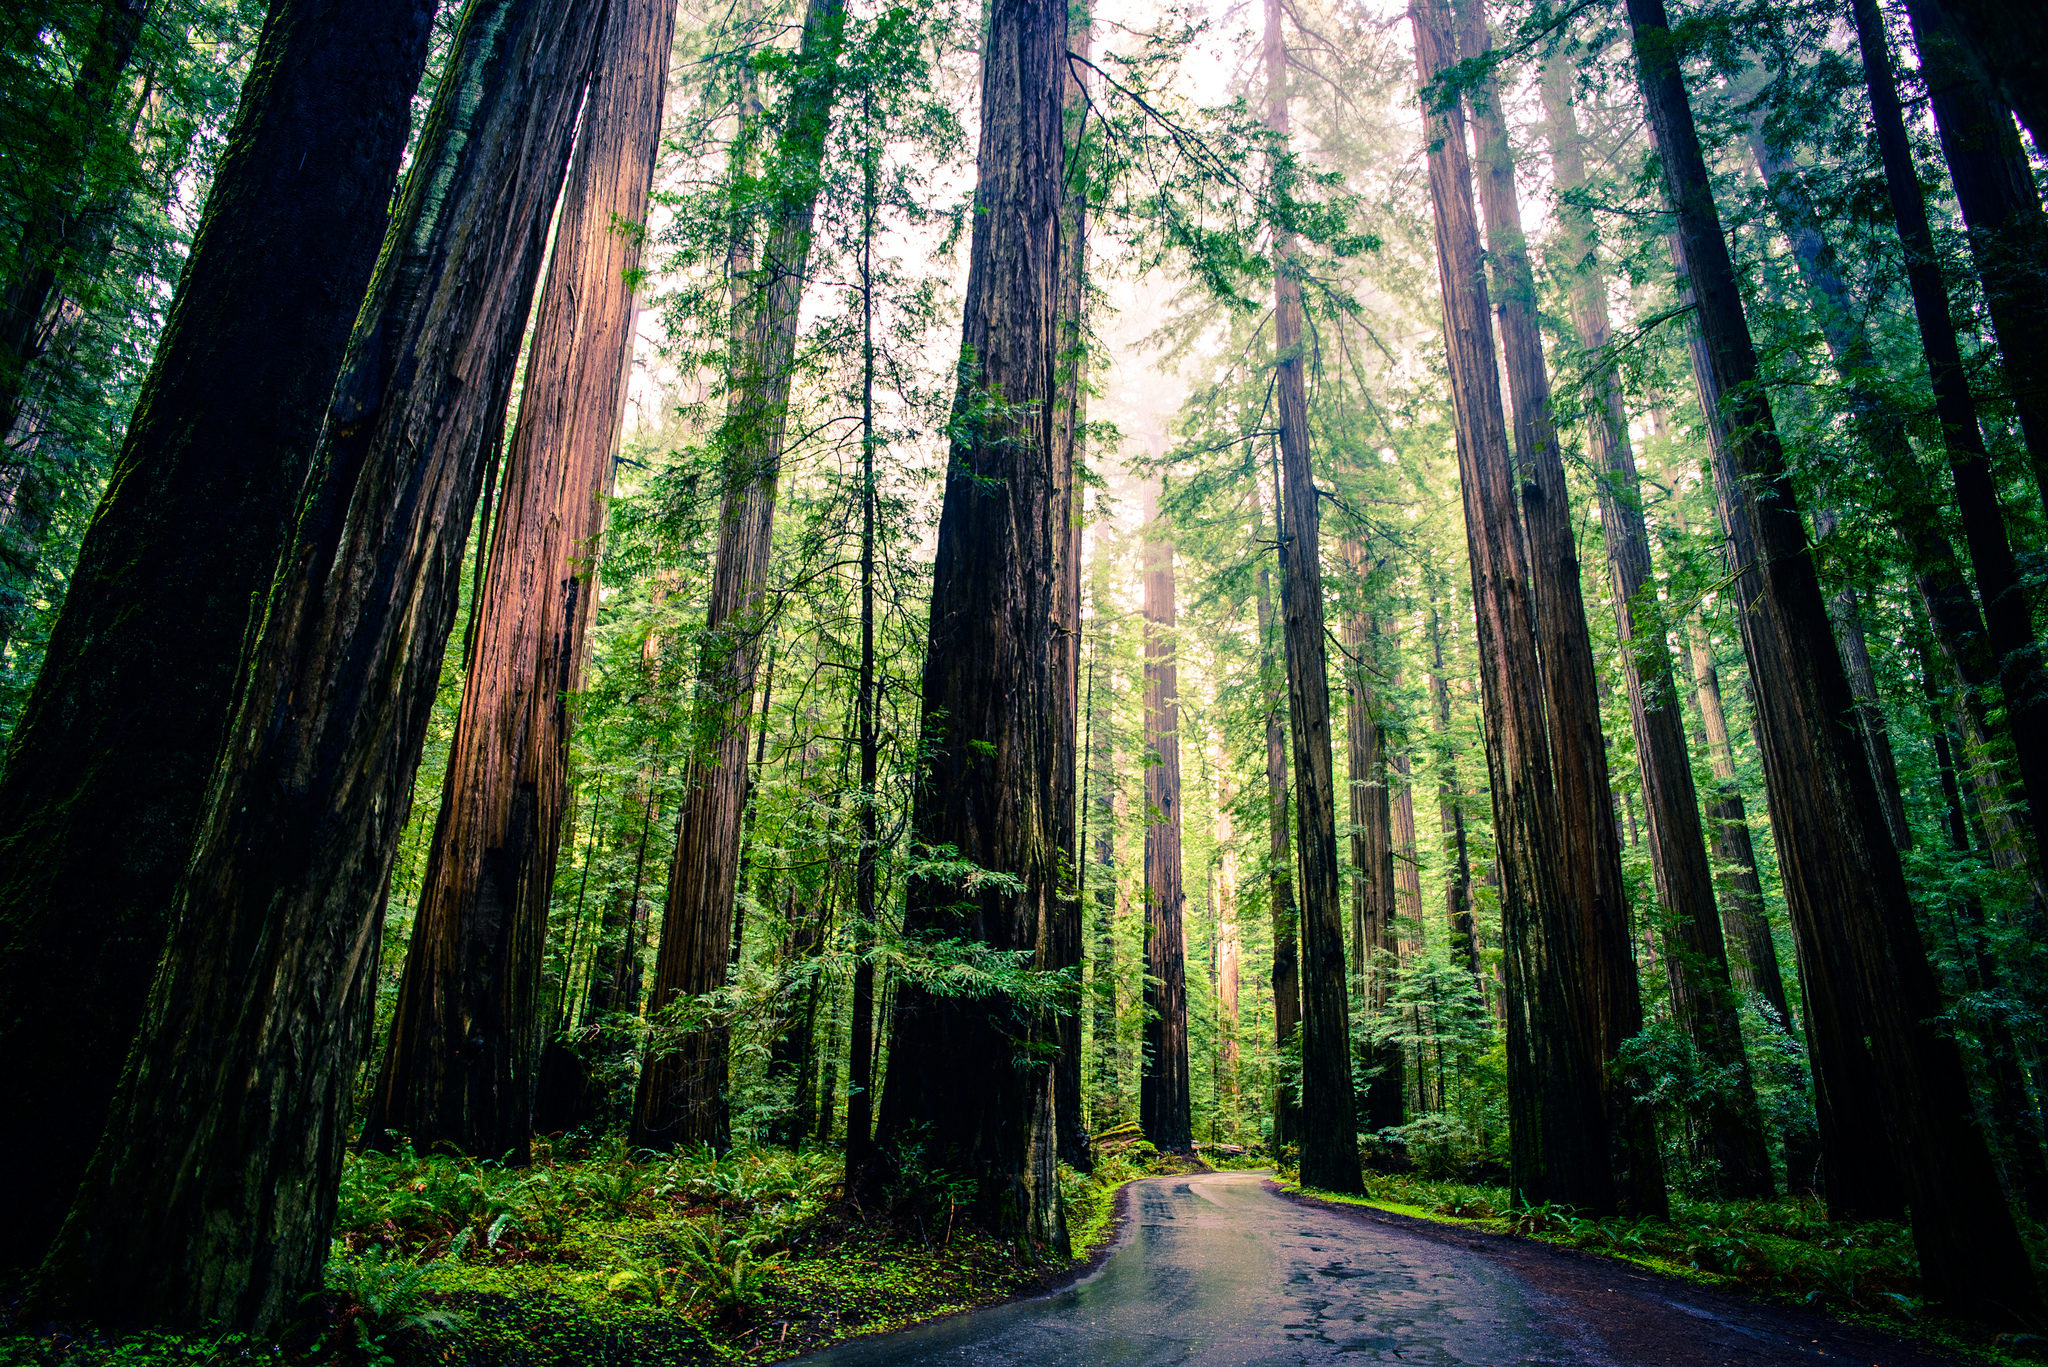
[324,1233,472,1367]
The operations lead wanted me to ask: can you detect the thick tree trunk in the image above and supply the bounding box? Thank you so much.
[1852,0,2048,887]
[1265,0,1361,1196]
[1540,57,1769,1200]
[1140,495,1192,1153]
[368,0,672,1162]
[34,0,598,1330]
[1050,13,1092,1170]
[1910,0,2048,153]
[1905,0,2048,517]
[1463,15,1662,1216]
[1413,0,1616,1214]
[1633,0,2036,1317]
[0,0,434,1267]
[866,0,1070,1249]
[636,0,847,1151]
[1344,600,1404,1132]
[1254,463,1302,1147]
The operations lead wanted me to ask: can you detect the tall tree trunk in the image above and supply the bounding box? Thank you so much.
[636,0,847,1151]
[1254,473,1301,1147]
[1140,492,1192,1152]
[1812,509,1911,852]
[1909,0,2048,154]
[1540,55,1770,1199]
[1851,0,2048,886]
[1413,0,1618,1214]
[864,0,1070,1249]
[1216,760,1241,1118]
[1463,12,1662,1216]
[1086,552,1121,1126]
[368,0,672,1162]
[1344,598,1404,1132]
[1632,0,2036,1316]
[1426,597,1480,986]
[845,91,883,1175]
[1905,0,2048,516]
[0,0,151,442]
[34,0,599,1330]
[0,0,434,1267]
[1743,125,2039,897]
[1050,9,1092,1170]
[1264,0,1361,1196]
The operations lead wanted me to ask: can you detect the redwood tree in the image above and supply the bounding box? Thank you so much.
[637,0,848,1151]
[1628,0,2037,1317]
[1140,495,1192,1153]
[367,0,675,1161]
[0,0,435,1263]
[864,0,1070,1247]
[35,0,603,1330]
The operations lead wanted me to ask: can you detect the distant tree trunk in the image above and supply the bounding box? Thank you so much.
[1426,598,1479,986]
[1344,599,1403,1133]
[0,0,435,1269]
[1265,0,1361,1196]
[1086,572,1121,1126]
[845,98,883,1174]
[0,0,151,442]
[1540,56,1770,1200]
[636,0,847,1152]
[1254,467,1301,1147]
[1413,0,1617,1214]
[1216,765,1241,1117]
[1852,0,2048,885]
[1464,13,1662,1216]
[33,0,600,1331]
[1633,0,2037,1317]
[1812,509,1911,852]
[1050,11,1092,1170]
[368,0,672,1162]
[1140,493,1192,1153]
[1905,0,2048,516]
[864,0,1070,1249]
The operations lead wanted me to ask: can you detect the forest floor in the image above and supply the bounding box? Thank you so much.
[1283,1174,2048,1365]
[0,1136,1228,1367]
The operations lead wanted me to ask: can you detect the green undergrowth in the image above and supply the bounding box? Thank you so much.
[5,1136,1164,1367]
[1281,1172,2048,1366]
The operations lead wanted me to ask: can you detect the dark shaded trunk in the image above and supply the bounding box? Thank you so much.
[1265,0,1361,1196]
[1909,0,2048,153]
[1854,0,2048,887]
[1540,56,1770,1200]
[368,0,672,1162]
[1050,11,1092,1170]
[1140,495,1192,1153]
[1906,0,2048,517]
[1413,0,1618,1214]
[1634,0,2037,1317]
[863,0,1070,1249]
[1254,475,1301,1148]
[0,0,151,442]
[1812,510,1911,852]
[1464,12,1663,1216]
[635,0,847,1151]
[1344,597,1403,1133]
[34,0,599,1330]
[0,0,434,1268]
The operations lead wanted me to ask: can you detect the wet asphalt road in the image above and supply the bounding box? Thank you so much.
[794,1170,1958,1366]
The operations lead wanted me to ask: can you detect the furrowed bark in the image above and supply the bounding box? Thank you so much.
[35,0,600,1330]
[636,0,847,1151]
[1265,0,1361,1196]
[0,0,434,1265]
[1255,458,1301,1147]
[867,0,1070,1248]
[1140,491,1192,1153]
[1634,0,2037,1316]
[1540,55,1769,1199]
[1343,595,1403,1133]
[1464,13,1662,1216]
[1412,0,1614,1214]
[369,0,673,1162]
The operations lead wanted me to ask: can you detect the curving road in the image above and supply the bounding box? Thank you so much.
[796,1170,1959,1366]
